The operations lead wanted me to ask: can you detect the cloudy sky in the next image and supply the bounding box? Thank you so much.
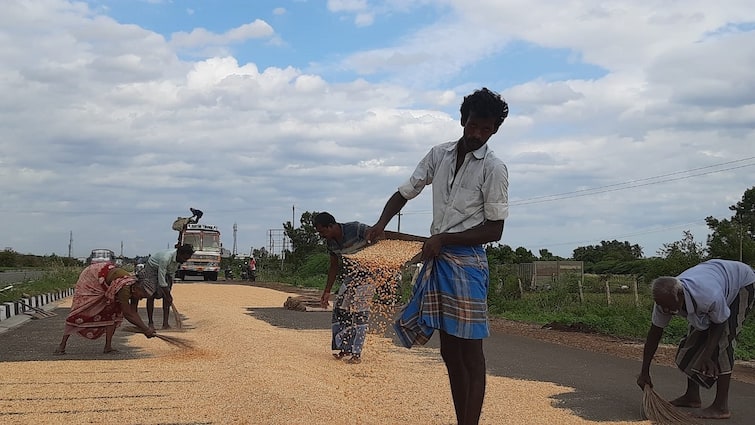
[1,0,753,260]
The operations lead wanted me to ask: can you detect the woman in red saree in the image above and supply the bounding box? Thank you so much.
[54,262,156,354]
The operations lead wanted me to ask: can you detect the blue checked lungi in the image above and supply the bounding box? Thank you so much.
[394,245,489,348]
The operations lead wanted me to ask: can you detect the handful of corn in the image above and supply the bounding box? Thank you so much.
[344,239,424,271]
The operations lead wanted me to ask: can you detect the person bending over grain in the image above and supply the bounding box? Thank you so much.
[315,211,374,365]
[638,259,755,420]
[55,262,156,354]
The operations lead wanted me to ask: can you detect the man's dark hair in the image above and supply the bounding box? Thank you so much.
[460,87,509,128]
[177,244,195,256]
[314,212,337,227]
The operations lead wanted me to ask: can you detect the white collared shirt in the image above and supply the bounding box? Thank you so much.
[398,140,509,235]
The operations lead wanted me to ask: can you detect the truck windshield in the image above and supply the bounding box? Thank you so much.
[203,233,221,251]
[183,232,220,252]
[183,234,201,250]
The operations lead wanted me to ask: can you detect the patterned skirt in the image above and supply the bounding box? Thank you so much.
[675,284,755,388]
[394,245,489,348]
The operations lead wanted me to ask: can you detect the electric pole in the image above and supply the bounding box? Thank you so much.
[233,222,238,256]
[68,231,73,258]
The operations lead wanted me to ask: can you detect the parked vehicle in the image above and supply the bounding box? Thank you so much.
[87,249,115,265]
[224,266,234,280]
[239,265,249,280]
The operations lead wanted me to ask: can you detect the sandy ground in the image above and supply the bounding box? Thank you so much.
[0,284,648,425]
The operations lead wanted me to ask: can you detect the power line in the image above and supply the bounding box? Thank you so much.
[397,156,755,214]
[538,219,709,249]
[510,163,754,207]
[512,156,755,204]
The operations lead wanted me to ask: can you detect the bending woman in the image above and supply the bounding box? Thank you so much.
[55,262,156,354]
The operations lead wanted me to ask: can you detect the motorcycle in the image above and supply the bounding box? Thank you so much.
[224,267,234,280]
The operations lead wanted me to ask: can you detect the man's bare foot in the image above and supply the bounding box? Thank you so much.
[670,395,702,408]
[53,347,66,355]
[148,324,156,332]
[692,406,731,419]
[161,324,172,330]
[103,347,119,354]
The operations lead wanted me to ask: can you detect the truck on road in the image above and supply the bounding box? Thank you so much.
[176,223,222,281]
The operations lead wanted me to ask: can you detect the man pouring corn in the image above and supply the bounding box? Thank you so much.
[637,259,755,420]
[367,88,509,425]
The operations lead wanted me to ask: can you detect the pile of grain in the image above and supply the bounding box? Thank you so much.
[0,284,643,425]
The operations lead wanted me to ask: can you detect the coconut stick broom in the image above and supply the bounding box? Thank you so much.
[123,327,194,349]
[170,302,183,329]
[642,384,704,425]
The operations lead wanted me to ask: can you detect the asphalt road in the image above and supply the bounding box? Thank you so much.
[3,288,755,424]
[231,305,755,425]
[0,270,46,285]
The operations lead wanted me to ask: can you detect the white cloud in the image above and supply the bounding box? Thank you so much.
[0,0,753,259]
[170,19,275,49]
[327,0,369,13]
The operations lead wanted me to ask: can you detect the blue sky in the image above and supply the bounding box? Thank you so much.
[1,0,753,260]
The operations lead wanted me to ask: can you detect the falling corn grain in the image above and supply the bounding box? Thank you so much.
[342,239,424,335]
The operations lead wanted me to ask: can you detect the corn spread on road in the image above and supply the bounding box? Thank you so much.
[2,282,755,424]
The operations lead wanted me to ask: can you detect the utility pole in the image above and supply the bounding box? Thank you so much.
[292,205,296,228]
[397,211,402,232]
[68,231,73,258]
[120,241,123,258]
[233,222,238,256]
[739,220,744,262]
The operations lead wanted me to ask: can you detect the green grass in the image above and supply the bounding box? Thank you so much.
[488,289,754,360]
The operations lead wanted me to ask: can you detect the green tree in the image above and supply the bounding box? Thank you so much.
[657,230,708,273]
[0,249,17,267]
[706,186,755,263]
[573,240,643,263]
[486,244,515,264]
[283,211,325,267]
[486,244,537,264]
[538,248,561,261]
[514,247,537,263]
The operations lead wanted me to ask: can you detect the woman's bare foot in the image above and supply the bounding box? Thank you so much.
[670,395,702,408]
[53,347,66,355]
[162,324,172,330]
[103,347,119,354]
[692,406,731,419]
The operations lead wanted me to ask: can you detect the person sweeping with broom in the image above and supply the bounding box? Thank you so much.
[136,244,195,331]
[637,259,755,420]
[54,262,156,354]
